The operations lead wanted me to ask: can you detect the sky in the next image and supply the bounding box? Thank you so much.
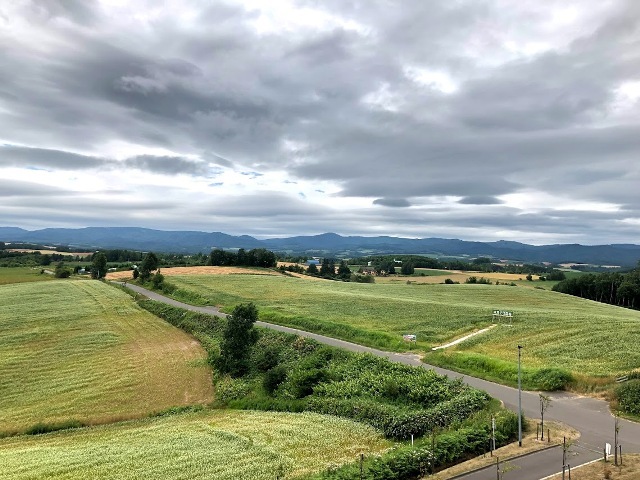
[1,0,639,245]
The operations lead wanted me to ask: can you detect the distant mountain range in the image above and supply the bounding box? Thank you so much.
[1,226,639,267]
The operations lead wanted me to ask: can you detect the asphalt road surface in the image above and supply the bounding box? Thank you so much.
[119,282,640,479]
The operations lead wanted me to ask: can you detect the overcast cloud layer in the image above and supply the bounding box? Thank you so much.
[1,0,639,244]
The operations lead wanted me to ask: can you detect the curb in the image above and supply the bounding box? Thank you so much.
[447,444,560,479]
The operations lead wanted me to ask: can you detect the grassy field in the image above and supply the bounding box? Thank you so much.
[0,280,213,434]
[165,273,640,378]
[0,410,390,479]
[0,267,56,285]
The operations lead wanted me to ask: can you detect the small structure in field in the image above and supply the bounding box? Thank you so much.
[492,310,513,321]
[403,334,417,342]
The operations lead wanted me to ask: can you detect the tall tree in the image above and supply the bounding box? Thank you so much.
[319,258,334,277]
[218,303,259,377]
[139,252,159,281]
[91,252,107,279]
[401,261,415,275]
[337,260,351,279]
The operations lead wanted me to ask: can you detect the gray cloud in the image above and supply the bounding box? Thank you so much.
[123,155,215,176]
[0,1,638,244]
[373,198,412,208]
[458,196,503,205]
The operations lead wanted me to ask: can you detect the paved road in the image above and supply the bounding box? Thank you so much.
[120,283,640,479]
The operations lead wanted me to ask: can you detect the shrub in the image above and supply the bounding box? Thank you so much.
[615,380,640,415]
[531,368,573,391]
[263,365,288,394]
[216,377,251,403]
[25,420,84,435]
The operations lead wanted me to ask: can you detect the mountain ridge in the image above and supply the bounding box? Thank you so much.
[1,226,639,266]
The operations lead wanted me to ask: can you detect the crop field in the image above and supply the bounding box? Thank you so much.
[0,280,213,434]
[0,267,56,285]
[165,273,640,377]
[0,410,390,479]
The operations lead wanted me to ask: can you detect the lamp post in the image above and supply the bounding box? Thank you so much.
[518,344,522,447]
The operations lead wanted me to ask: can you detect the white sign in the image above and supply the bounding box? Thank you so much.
[606,443,612,456]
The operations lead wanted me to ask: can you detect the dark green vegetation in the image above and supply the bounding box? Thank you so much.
[208,247,277,268]
[353,254,567,278]
[137,297,518,478]
[615,380,640,416]
[553,265,640,309]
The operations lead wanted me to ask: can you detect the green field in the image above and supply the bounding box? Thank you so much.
[0,410,390,479]
[413,268,453,276]
[166,273,640,378]
[0,280,213,434]
[0,267,56,285]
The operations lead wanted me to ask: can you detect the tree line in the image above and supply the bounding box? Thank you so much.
[552,266,640,309]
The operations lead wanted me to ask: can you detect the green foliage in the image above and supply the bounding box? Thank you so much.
[54,261,71,278]
[312,410,518,479]
[24,420,85,436]
[426,352,573,391]
[401,261,415,275]
[91,252,107,279]
[209,248,276,268]
[139,252,159,281]
[263,365,288,394]
[531,368,574,391]
[151,270,165,289]
[217,303,259,377]
[615,380,640,415]
[351,273,375,283]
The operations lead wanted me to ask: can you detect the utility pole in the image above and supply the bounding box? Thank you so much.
[518,345,523,447]
[614,416,620,466]
[492,416,496,455]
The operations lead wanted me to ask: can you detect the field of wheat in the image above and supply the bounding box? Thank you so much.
[0,410,390,479]
[0,280,213,434]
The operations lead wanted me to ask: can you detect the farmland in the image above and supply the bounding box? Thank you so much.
[162,272,640,378]
[0,410,390,479]
[0,280,213,434]
[0,266,56,285]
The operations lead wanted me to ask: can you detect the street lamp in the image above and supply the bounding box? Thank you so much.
[518,344,522,447]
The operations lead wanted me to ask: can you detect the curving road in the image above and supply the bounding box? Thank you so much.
[120,282,640,479]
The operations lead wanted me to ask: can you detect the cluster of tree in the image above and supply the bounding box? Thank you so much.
[307,258,353,280]
[84,249,209,267]
[208,248,277,268]
[352,254,566,276]
[0,250,86,267]
[278,264,306,274]
[552,267,640,309]
[54,261,71,278]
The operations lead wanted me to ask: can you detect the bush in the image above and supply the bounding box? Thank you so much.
[25,420,84,435]
[263,365,288,394]
[531,368,573,391]
[615,380,640,415]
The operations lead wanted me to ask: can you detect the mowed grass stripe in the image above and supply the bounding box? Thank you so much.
[167,274,640,376]
[0,410,390,479]
[0,281,213,433]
